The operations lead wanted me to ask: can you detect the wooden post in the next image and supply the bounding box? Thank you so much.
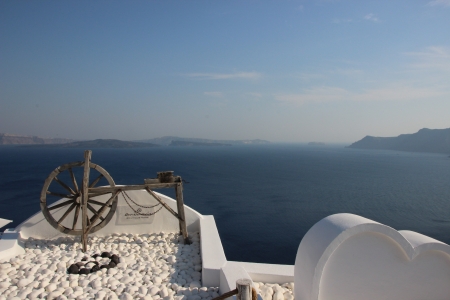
[81,150,92,252]
[175,181,189,244]
[236,279,252,300]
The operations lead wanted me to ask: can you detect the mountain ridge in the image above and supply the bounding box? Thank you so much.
[1,133,270,147]
[348,128,450,154]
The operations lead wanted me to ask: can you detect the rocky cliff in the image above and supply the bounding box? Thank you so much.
[348,128,450,154]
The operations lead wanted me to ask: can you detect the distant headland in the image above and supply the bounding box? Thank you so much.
[1,133,270,148]
[19,139,158,149]
[0,133,74,145]
[348,128,450,154]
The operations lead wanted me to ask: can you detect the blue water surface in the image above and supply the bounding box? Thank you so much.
[0,144,449,265]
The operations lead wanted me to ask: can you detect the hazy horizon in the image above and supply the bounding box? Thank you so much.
[1,1,449,143]
[2,127,448,146]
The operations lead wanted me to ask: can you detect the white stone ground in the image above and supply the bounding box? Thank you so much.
[0,232,220,300]
[0,232,294,300]
[253,282,294,300]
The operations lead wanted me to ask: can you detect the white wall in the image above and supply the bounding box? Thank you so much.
[16,190,203,239]
[295,213,450,300]
[200,216,227,287]
[0,229,25,262]
[233,262,294,284]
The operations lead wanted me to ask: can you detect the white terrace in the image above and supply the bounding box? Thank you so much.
[1,190,450,300]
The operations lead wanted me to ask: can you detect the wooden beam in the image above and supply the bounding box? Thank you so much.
[236,279,252,300]
[175,182,189,243]
[81,150,92,252]
[145,187,180,220]
[89,182,178,195]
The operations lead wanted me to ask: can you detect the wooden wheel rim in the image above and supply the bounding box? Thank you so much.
[40,161,118,235]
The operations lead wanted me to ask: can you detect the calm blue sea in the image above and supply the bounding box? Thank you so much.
[1,145,449,265]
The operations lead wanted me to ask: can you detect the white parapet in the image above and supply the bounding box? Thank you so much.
[220,262,253,295]
[199,215,294,296]
[0,229,25,262]
[0,218,12,229]
[294,213,450,300]
[200,215,227,287]
[231,261,293,284]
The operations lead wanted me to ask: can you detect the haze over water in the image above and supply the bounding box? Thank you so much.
[1,145,449,265]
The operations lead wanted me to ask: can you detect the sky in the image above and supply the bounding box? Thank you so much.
[1,0,450,143]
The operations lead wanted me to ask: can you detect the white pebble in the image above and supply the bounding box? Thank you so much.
[0,263,11,269]
[108,268,118,276]
[47,289,63,299]
[153,276,162,284]
[273,291,284,300]
[96,290,107,299]
[119,292,133,300]
[283,293,294,300]
[189,281,201,289]
[138,286,148,296]
[91,280,102,289]
[149,286,160,296]
[160,287,169,297]
[120,276,133,284]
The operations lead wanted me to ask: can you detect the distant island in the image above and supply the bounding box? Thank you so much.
[135,136,270,146]
[348,128,450,154]
[0,133,74,145]
[20,139,158,149]
[170,140,232,147]
[1,133,270,148]
[308,142,326,146]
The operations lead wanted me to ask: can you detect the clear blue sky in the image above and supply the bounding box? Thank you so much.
[1,0,449,143]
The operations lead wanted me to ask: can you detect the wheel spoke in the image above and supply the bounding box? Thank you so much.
[57,202,77,223]
[87,189,119,232]
[68,168,79,193]
[72,204,80,230]
[89,174,104,188]
[87,203,105,221]
[42,160,117,236]
[48,199,74,211]
[54,177,75,195]
[47,191,73,198]
[88,199,112,208]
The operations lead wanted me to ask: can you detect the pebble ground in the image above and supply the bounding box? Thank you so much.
[0,232,294,300]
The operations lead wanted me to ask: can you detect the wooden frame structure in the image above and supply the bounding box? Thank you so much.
[40,150,190,252]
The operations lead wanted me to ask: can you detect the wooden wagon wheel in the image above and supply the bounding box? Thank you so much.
[40,160,118,236]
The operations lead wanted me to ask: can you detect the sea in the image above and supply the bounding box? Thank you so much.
[1,144,449,265]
